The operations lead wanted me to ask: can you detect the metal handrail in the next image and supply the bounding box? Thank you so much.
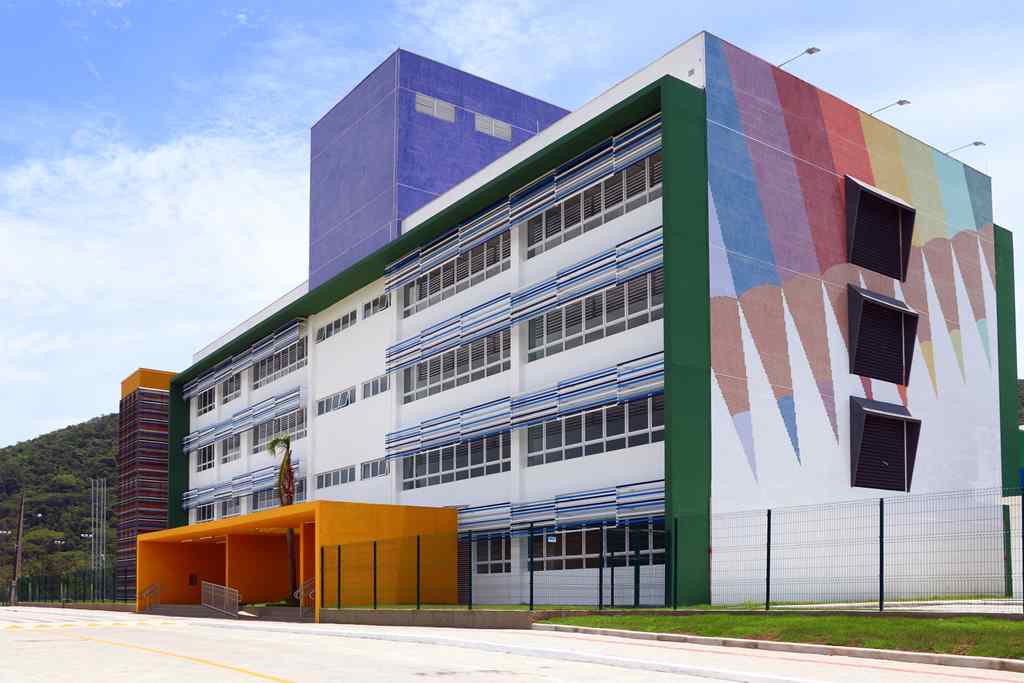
[295,577,315,617]
[201,580,240,617]
[139,582,161,611]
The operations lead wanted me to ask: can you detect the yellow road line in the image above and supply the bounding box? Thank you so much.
[56,632,295,682]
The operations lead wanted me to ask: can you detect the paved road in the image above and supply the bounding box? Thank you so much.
[1,606,1021,682]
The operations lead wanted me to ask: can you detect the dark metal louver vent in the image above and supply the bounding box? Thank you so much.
[846,176,916,281]
[850,397,921,492]
[848,285,919,385]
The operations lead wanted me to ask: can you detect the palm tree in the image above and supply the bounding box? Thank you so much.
[266,435,297,605]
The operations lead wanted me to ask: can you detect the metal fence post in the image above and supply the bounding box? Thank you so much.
[633,526,640,608]
[416,535,421,610]
[610,534,615,609]
[879,497,885,612]
[467,530,473,611]
[336,545,341,610]
[672,517,679,610]
[320,546,325,609]
[372,540,378,610]
[528,524,534,611]
[765,508,772,612]
[598,523,604,611]
[1020,492,1023,616]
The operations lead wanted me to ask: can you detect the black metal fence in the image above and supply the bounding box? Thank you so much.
[319,520,668,611]
[13,567,134,604]
[711,487,1023,613]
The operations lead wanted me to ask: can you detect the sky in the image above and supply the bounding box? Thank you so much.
[1,0,1023,447]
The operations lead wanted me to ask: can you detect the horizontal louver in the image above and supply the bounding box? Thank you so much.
[846,176,916,281]
[852,301,904,383]
[854,416,906,491]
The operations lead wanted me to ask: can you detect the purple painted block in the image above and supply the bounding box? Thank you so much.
[308,49,567,290]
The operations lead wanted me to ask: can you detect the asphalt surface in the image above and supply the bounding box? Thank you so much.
[1,606,1022,682]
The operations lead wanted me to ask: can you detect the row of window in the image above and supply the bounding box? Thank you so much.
[401,231,511,318]
[362,374,390,400]
[470,523,666,575]
[196,387,216,416]
[316,465,356,490]
[361,457,390,480]
[363,293,391,319]
[526,395,665,467]
[526,151,662,259]
[251,408,307,454]
[252,338,308,391]
[401,328,511,404]
[474,112,512,141]
[194,481,307,522]
[401,432,512,490]
[316,310,357,344]
[317,386,356,416]
[527,268,663,362]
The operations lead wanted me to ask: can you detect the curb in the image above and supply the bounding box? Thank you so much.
[533,623,1024,674]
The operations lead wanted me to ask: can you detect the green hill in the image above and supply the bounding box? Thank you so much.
[0,414,118,582]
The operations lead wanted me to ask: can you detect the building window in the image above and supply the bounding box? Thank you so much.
[401,432,511,490]
[363,293,391,320]
[845,176,915,281]
[220,498,241,518]
[316,465,356,490]
[529,523,664,571]
[414,92,456,123]
[527,269,662,362]
[475,535,512,574]
[360,457,390,480]
[316,310,357,343]
[196,387,216,417]
[221,434,241,464]
[526,151,662,259]
[526,395,664,467]
[362,374,390,400]
[403,329,510,404]
[222,373,242,404]
[474,113,512,142]
[251,408,307,454]
[252,338,308,390]
[402,231,511,319]
[195,502,215,522]
[250,488,278,511]
[196,444,215,472]
[317,386,356,416]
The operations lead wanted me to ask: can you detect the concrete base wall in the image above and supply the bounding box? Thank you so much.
[319,609,534,629]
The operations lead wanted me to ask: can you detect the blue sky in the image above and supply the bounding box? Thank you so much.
[1,0,1023,446]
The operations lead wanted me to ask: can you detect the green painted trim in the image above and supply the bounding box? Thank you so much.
[994,225,1019,492]
[660,77,710,605]
[1002,504,1013,597]
[167,382,188,528]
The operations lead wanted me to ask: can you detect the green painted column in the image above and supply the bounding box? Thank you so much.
[994,225,1019,493]
[660,77,711,605]
[167,381,189,528]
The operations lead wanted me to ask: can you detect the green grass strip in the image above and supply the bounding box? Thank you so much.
[542,614,1024,660]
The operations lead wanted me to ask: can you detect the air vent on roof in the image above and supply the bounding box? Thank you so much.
[850,397,921,492]
[846,176,916,281]
[848,285,918,385]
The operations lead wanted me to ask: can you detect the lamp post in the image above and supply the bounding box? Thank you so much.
[945,141,985,155]
[777,46,821,68]
[870,99,911,115]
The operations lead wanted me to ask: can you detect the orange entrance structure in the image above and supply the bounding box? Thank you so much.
[136,501,457,622]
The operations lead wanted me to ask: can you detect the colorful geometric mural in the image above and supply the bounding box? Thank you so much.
[704,35,997,492]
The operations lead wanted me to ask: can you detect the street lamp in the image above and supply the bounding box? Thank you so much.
[945,141,985,155]
[53,539,66,546]
[870,99,911,115]
[778,46,821,68]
